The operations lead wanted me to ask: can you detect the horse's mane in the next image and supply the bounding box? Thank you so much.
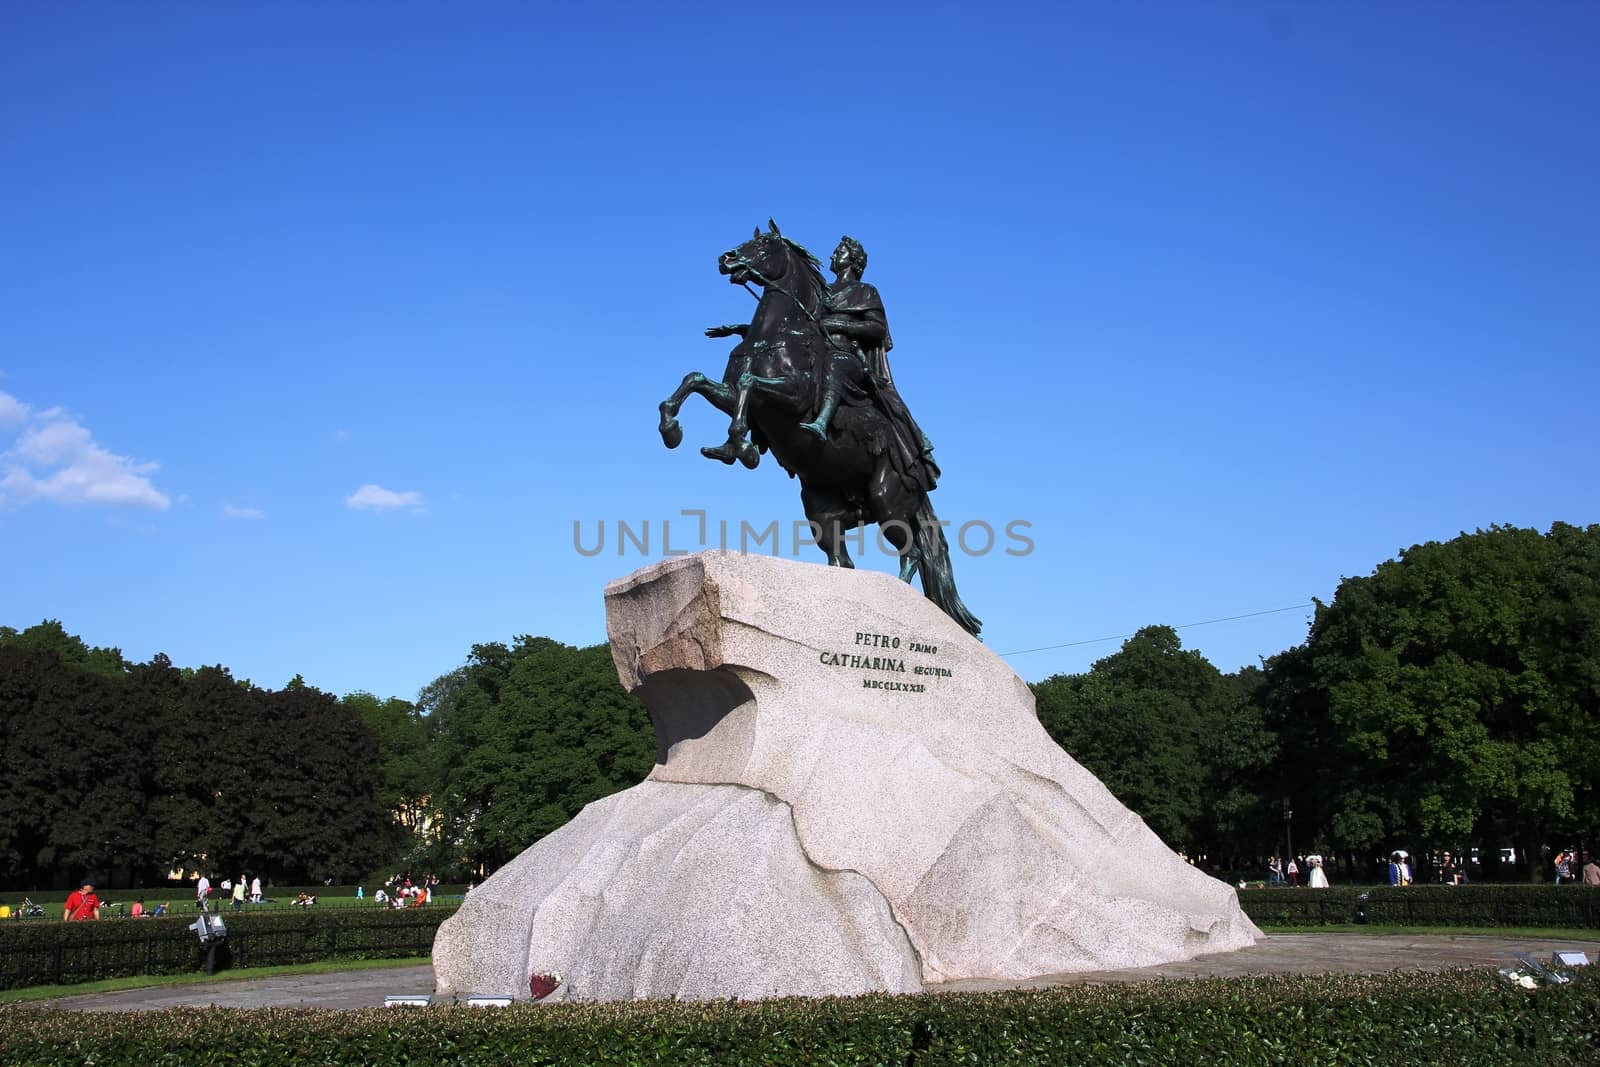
[775,236,829,303]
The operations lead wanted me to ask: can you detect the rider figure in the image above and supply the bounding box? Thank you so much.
[804,237,939,491]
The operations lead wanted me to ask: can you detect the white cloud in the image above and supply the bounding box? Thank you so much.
[345,483,424,511]
[223,504,265,520]
[0,391,28,430]
[1,400,170,510]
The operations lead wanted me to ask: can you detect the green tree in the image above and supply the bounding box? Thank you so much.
[0,620,128,679]
[426,638,654,877]
[0,646,157,888]
[1264,523,1600,876]
[1033,626,1274,862]
[343,691,433,834]
[145,662,245,878]
[0,621,434,887]
[239,683,393,883]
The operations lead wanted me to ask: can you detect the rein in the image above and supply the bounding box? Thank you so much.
[735,247,853,356]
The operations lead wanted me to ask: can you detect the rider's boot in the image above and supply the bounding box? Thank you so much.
[700,422,759,468]
[700,440,741,464]
[800,384,841,442]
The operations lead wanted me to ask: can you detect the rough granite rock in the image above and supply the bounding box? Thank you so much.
[432,552,1260,1001]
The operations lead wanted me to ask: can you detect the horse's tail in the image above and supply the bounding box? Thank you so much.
[912,497,982,637]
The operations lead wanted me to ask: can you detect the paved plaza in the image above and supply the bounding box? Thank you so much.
[27,933,1598,1012]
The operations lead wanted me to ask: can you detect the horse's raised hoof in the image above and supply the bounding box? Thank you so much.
[659,417,683,449]
[700,443,738,465]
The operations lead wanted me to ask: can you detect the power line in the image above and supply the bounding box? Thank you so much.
[998,603,1315,658]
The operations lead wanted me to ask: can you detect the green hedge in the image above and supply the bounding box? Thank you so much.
[1240,884,1600,928]
[0,969,1595,1065]
[0,905,456,990]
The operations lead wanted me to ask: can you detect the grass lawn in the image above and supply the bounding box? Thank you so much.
[0,956,429,1005]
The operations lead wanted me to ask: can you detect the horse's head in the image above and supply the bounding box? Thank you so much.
[720,219,801,289]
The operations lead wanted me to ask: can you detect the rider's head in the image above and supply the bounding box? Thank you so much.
[832,236,867,276]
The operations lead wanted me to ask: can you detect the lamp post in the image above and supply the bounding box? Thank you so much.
[1282,797,1294,876]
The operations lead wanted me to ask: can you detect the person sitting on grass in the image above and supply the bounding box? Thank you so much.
[292,892,316,907]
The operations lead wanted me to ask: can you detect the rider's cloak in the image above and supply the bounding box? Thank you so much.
[827,279,941,493]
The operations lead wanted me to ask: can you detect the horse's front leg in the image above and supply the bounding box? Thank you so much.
[659,372,737,449]
[700,370,785,469]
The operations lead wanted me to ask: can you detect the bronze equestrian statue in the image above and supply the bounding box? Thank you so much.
[658,221,980,637]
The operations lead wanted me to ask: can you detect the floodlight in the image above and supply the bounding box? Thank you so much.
[188,915,227,944]
[384,995,432,1008]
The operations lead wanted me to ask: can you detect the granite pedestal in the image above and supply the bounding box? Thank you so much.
[432,552,1260,1001]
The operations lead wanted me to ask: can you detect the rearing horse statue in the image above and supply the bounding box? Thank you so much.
[657,222,981,636]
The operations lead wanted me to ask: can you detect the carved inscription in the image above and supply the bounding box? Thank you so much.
[815,630,953,694]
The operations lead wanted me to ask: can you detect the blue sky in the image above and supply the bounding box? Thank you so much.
[2,2,1595,701]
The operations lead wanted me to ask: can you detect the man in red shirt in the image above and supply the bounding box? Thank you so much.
[63,879,100,921]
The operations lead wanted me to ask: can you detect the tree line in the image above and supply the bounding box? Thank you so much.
[2,522,1595,889]
[0,626,396,890]
[1036,522,1599,879]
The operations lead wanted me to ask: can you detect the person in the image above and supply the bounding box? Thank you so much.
[1399,852,1413,886]
[1440,851,1462,886]
[195,873,211,912]
[1554,850,1573,884]
[152,902,168,917]
[1267,856,1283,885]
[1307,855,1329,889]
[1286,857,1298,887]
[250,875,262,903]
[63,879,100,921]
[130,898,145,918]
[232,877,246,912]
[1388,852,1402,886]
[357,886,364,899]
[800,237,940,492]
[1583,854,1600,887]
[374,888,388,906]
